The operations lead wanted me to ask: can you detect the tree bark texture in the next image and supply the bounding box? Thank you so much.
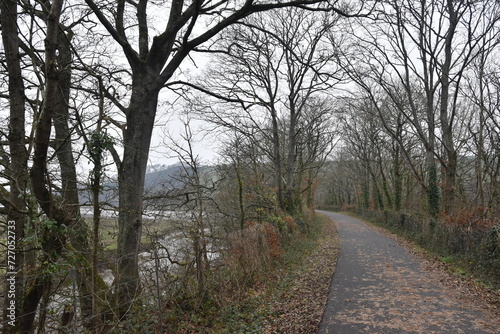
[1,1,28,332]
[116,79,159,316]
[439,0,459,215]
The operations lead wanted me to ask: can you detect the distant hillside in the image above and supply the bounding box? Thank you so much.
[144,163,187,192]
[80,163,214,209]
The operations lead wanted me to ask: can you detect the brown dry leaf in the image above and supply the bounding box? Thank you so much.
[261,218,339,334]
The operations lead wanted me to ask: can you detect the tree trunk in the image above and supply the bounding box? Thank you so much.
[305,166,316,209]
[393,146,403,212]
[490,156,500,217]
[116,80,159,317]
[425,80,439,217]
[284,103,298,214]
[439,0,458,215]
[476,53,486,213]
[27,2,83,332]
[52,26,96,327]
[236,163,246,229]
[1,1,29,332]
[270,108,284,209]
[441,151,457,215]
[378,159,392,210]
[426,152,440,218]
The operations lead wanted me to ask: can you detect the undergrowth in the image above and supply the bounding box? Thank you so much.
[118,211,331,333]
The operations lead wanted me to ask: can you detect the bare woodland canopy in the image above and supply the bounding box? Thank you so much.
[0,0,498,332]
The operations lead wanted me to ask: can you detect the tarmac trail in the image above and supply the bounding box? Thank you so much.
[318,211,500,334]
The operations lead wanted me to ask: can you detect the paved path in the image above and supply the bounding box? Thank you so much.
[318,211,500,334]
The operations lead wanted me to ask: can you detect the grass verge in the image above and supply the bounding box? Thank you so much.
[167,213,339,334]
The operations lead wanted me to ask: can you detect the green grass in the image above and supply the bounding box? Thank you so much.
[440,255,454,264]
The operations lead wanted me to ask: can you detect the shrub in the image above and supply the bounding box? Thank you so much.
[263,222,284,259]
[222,224,271,283]
[283,216,298,234]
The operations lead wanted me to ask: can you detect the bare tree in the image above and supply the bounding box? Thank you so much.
[79,0,365,314]
[176,8,343,214]
[335,0,499,216]
[165,117,212,299]
[0,1,113,331]
[461,28,500,216]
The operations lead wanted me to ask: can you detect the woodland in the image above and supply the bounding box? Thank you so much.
[0,0,498,333]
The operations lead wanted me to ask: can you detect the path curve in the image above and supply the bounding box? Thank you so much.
[318,211,499,334]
